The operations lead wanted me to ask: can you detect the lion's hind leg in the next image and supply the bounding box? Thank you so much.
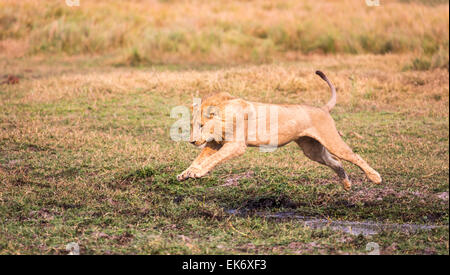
[303,126,382,185]
[296,137,351,190]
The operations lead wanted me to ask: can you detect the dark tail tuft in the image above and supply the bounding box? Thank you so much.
[315,70,336,112]
[315,70,327,81]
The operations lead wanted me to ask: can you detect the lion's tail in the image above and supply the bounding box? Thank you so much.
[315,70,336,112]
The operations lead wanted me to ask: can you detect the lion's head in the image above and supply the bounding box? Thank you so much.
[189,92,236,147]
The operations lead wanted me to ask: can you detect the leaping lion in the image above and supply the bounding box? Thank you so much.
[177,71,382,190]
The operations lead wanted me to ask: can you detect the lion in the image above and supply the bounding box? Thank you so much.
[177,71,382,190]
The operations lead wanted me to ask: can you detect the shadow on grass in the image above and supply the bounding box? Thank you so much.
[111,165,448,224]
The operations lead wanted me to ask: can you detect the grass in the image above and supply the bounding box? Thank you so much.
[0,0,448,255]
[0,53,448,254]
[0,0,449,64]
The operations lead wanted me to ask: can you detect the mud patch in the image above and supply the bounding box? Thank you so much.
[242,195,298,210]
[227,210,442,236]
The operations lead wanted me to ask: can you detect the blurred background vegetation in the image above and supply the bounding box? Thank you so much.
[0,0,448,68]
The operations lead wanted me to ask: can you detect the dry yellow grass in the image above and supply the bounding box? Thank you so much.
[2,54,448,117]
[0,0,448,64]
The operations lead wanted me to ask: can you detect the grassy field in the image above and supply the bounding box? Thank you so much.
[0,0,449,254]
[1,0,449,65]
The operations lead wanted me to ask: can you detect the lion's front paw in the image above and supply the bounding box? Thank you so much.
[177,171,188,181]
[177,169,192,181]
[177,166,205,181]
[189,168,208,179]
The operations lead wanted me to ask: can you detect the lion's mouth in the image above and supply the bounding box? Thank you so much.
[191,141,207,148]
[198,143,206,149]
[193,141,207,148]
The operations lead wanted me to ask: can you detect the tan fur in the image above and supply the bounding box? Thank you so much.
[177,72,382,190]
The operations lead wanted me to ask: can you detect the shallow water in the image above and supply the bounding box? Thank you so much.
[227,210,440,236]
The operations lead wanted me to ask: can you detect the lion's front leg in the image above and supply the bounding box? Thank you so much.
[187,142,247,179]
[177,142,222,181]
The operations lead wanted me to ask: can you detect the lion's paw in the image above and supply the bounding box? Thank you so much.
[177,169,191,181]
[177,167,204,181]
